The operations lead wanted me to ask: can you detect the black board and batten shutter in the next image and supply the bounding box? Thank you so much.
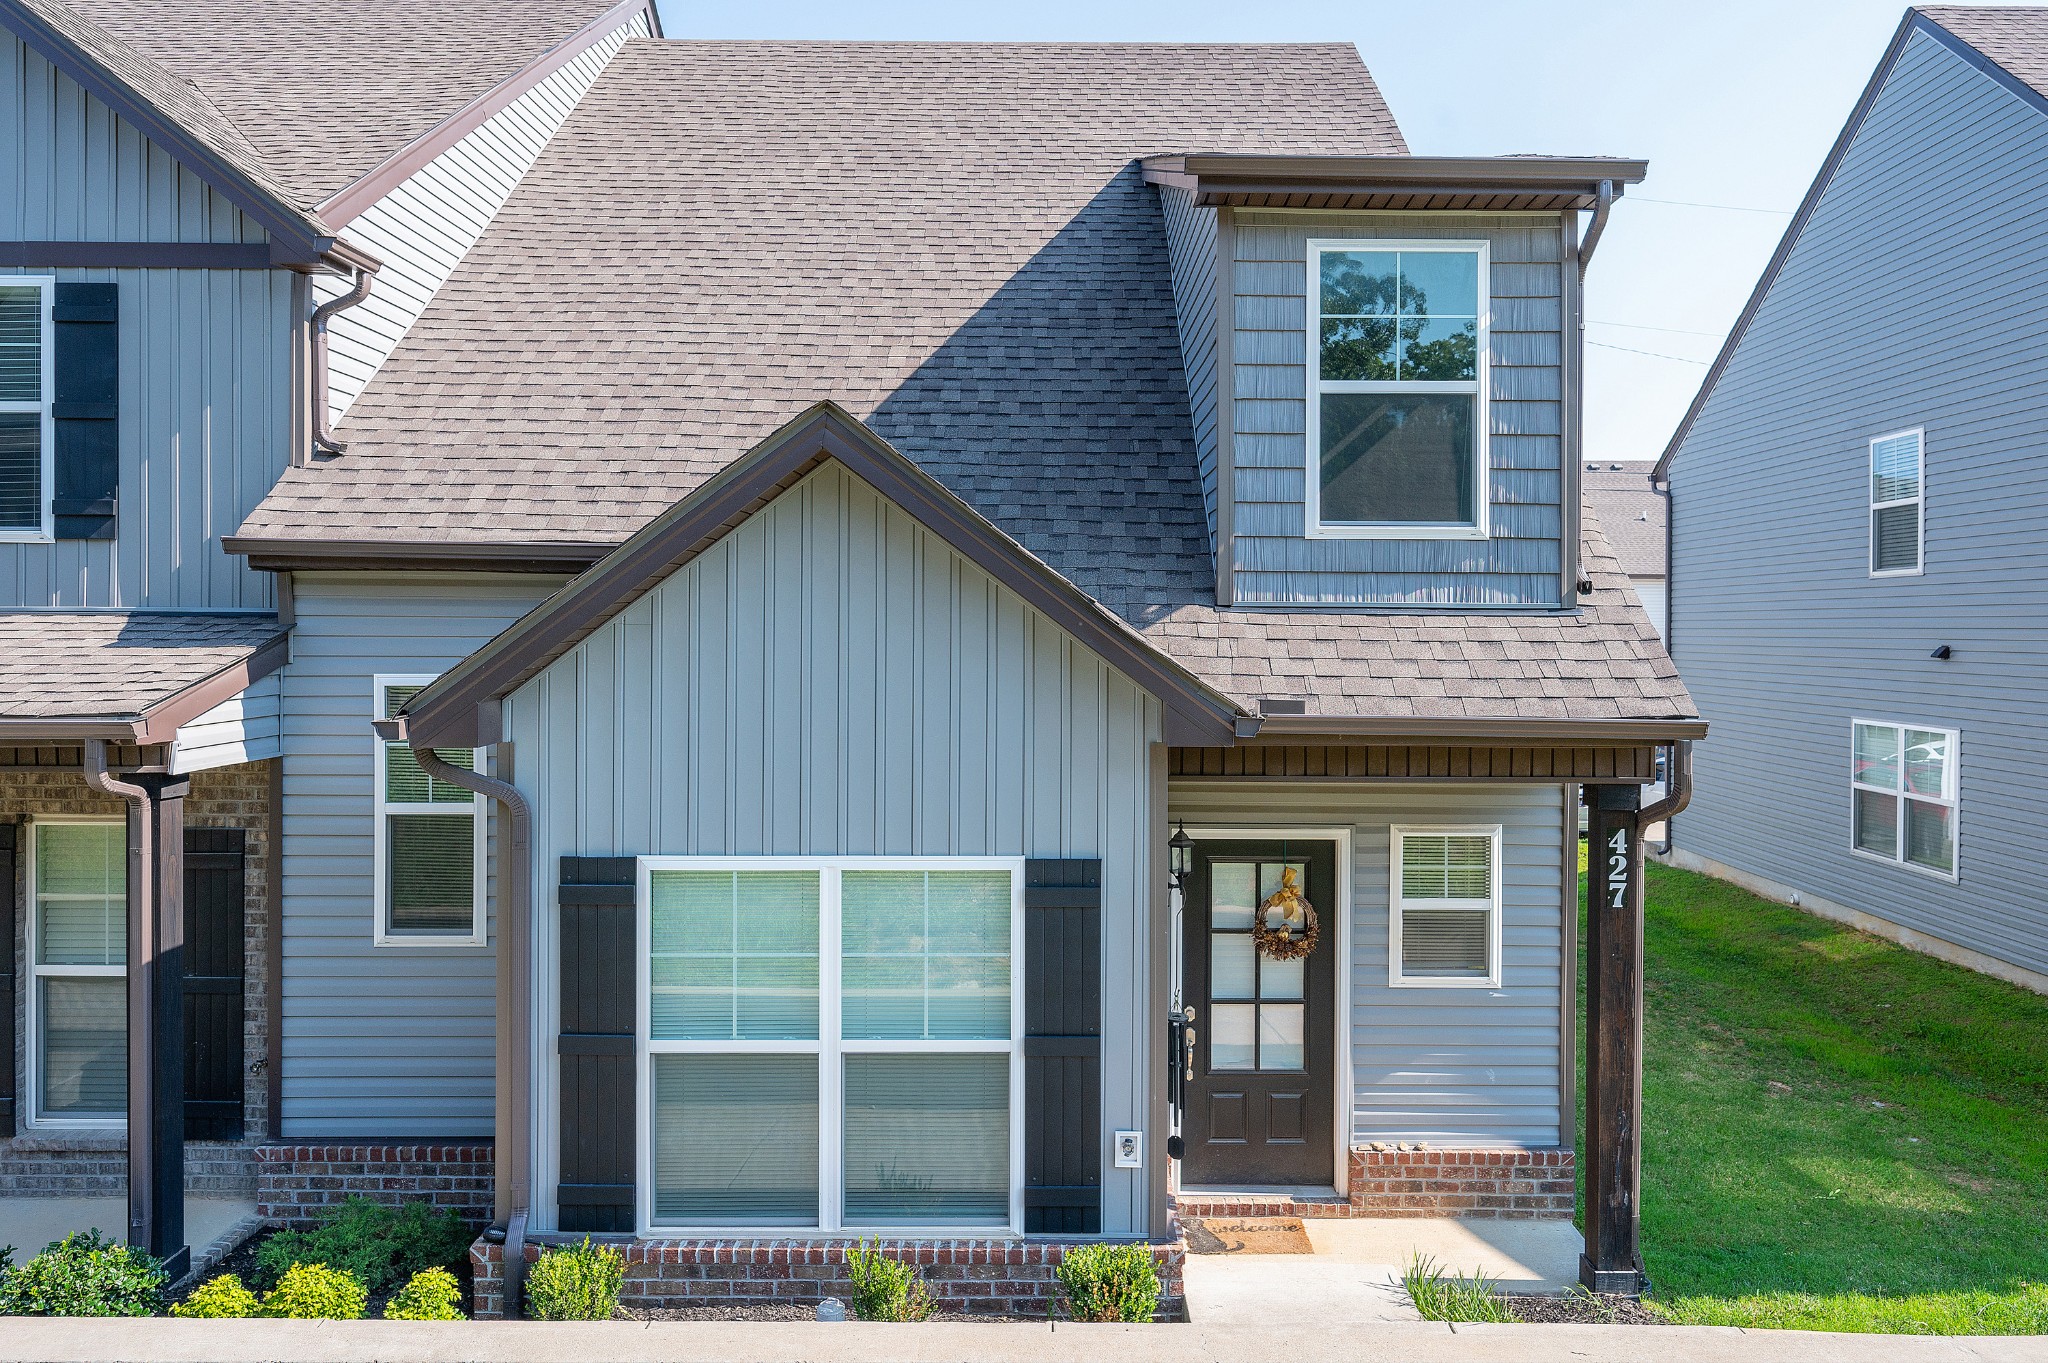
[0,824,16,1135]
[183,829,246,1141]
[557,856,637,1232]
[1022,858,1103,1234]
[52,283,118,540]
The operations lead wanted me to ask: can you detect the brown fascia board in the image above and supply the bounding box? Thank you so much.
[0,630,289,744]
[223,536,609,574]
[1144,153,1647,204]
[314,0,658,230]
[1246,714,1708,743]
[401,403,1249,750]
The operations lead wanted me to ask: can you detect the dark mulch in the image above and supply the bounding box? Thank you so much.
[623,1304,1049,1323]
[1504,1293,1668,1325]
[165,1227,474,1320]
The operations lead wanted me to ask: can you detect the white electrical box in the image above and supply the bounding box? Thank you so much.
[1113,1130,1143,1168]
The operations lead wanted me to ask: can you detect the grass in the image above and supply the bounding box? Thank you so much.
[1584,856,2048,1333]
[1404,1253,1514,1324]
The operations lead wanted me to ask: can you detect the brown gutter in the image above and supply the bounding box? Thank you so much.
[310,261,379,456]
[1641,739,1693,826]
[224,537,607,574]
[1246,715,1708,744]
[0,632,290,745]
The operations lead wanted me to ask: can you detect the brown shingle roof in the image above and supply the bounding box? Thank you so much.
[0,612,284,724]
[1582,461,1664,579]
[1920,7,2048,101]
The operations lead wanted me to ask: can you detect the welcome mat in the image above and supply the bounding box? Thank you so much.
[1182,1216,1314,1255]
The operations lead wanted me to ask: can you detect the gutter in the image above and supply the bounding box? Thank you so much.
[1245,714,1707,744]
[309,257,379,456]
[1577,179,1616,281]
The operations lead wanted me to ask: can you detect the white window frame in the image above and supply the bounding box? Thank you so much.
[0,275,57,543]
[1388,824,1504,989]
[1868,427,1924,578]
[1849,718,1960,883]
[371,673,487,947]
[633,855,1027,1238]
[24,816,128,1129]
[1304,240,1491,541]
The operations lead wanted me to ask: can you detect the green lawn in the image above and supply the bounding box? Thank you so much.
[1579,858,2048,1334]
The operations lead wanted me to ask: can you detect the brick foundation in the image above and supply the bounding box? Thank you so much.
[470,1236,1186,1321]
[253,1143,493,1224]
[0,1135,255,1198]
[1178,1146,1575,1220]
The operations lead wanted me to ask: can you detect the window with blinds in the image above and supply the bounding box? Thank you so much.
[1851,720,1958,879]
[1869,429,1923,575]
[0,280,51,537]
[1390,827,1501,987]
[372,676,483,944]
[30,820,127,1122]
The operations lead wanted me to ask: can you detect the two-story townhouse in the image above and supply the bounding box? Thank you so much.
[1659,6,2048,997]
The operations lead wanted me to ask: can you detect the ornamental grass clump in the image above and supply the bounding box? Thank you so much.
[524,1239,623,1321]
[844,1241,934,1322]
[1403,1253,1514,1324]
[384,1266,465,1320]
[170,1274,262,1319]
[1054,1243,1160,1323]
[0,1231,167,1317]
[260,1263,367,1320]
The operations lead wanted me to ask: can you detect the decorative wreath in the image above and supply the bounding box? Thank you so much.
[1252,865,1320,961]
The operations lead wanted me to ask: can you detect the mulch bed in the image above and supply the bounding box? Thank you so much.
[165,1226,475,1320]
[1501,1293,1668,1325]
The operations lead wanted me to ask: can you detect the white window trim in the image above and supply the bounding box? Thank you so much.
[0,275,57,543]
[633,855,1027,1238]
[371,673,487,947]
[1849,718,1960,883]
[24,815,127,1130]
[1868,427,1924,578]
[1304,239,1491,542]
[1388,824,1504,989]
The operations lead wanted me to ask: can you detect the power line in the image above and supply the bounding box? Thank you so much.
[1588,319,1727,339]
[1588,339,1710,365]
[1629,195,1793,215]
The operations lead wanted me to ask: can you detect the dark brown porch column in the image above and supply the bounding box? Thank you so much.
[1581,782,1645,1295]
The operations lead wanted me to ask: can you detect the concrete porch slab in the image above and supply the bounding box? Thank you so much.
[1304,1217,1584,1294]
[0,1196,260,1280]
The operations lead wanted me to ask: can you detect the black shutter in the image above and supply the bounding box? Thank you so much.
[183,829,246,1141]
[1022,857,1102,1235]
[557,856,637,1232]
[0,824,16,1135]
[52,282,118,540]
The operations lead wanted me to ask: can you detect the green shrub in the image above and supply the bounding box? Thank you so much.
[1403,1253,1514,1324]
[1055,1243,1159,1323]
[523,1239,623,1322]
[384,1266,464,1321]
[844,1240,934,1322]
[170,1273,261,1319]
[260,1263,366,1320]
[0,1230,167,1317]
[254,1197,471,1294]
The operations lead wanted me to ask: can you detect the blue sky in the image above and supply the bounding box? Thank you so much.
[649,0,1997,461]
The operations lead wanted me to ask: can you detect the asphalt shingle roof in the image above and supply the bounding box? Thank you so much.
[0,613,284,721]
[1582,461,1665,579]
[1920,7,2048,101]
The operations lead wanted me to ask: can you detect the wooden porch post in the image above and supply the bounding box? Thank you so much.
[1581,782,1645,1295]
[126,773,191,1281]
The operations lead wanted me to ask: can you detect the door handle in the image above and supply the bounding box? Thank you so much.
[1182,1006,1198,1083]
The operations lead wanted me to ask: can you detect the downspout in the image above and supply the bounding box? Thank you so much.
[1652,470,1677,851]
[310,261,377,456]
[1641,739,1693,827]
[1577,179,1616,281]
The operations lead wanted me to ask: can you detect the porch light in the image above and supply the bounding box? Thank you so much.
[1169,821,1194,888]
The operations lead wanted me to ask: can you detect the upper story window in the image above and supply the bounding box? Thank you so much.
[0,278,55,541]
[1308,241,1488,540]
[1869,428,1922,576]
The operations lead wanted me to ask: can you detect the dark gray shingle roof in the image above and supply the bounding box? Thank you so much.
[1582,461,1664,579]
[0,612,284,721]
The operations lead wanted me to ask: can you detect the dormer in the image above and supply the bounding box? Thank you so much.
[1146,154,1645,609]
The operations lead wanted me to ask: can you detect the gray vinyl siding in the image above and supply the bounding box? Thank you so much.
[1,34,291,610]
[169,672,281,774]
[1670,27,2048,978]
[1230,212,1565,607]
[502,462,1166,1234]
[316,14,649,423]
[277,573,565,1136]
[1169,781,1568,1148]
[1156,184,1221,549]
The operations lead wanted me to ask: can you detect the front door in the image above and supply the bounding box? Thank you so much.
[1182,839,1337,1187]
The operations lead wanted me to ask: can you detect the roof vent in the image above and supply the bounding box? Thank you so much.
[1257,696,1307,716]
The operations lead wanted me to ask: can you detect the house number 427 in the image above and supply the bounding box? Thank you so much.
[1606,826,1630,909]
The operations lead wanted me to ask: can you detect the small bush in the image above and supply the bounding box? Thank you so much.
[1055,1243,1159,1323]
[845,1241,934,1323]
[0,1230,167,1317]
[171,1274,261,1319]
[384,1266,464,1321]
[1403,1253,1514,1324]
[524,1239,623,1322]
[254,1197,471,1294]
[260,1263,366,1320]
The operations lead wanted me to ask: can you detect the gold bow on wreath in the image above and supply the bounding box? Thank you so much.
[1253,866,1320,961]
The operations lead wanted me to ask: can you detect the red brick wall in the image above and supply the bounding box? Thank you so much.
[254,1143,492,1224]
[1177,1147,1576,1220]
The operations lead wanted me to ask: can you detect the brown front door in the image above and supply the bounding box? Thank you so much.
[1182,839,1337,1187]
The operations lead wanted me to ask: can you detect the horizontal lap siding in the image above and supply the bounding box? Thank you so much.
[504,463,1164,1235]
[1231,212,1564,606]
[1156,185,1221,552]
[1671,31,2048,977]
[1168,781,1567,1147]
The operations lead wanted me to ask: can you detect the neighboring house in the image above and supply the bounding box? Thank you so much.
[1583,462,1666,639]
[1658,5,2048,995]
[1,0,1699,1308]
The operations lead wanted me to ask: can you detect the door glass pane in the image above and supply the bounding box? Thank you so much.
[40,977,125,1117]
[649,870,819,1040]
[1210,1003,1256,1071]
[1260,952,1305,1001]
[1258,862,1308,903]
[36,823,124,965]
[1853,789,1899,857]
[1902,729,1949,797]
[1401,908,1490,977]
[653,1054,817,1226]
[1210,862,1256,930]
[844,1054,1008,1227]
[386,814,475,933]
[1210,933,1256,1000]
[1905,799,1954,874]
[843,870,1010,1041]
[1259,1004,1305,1071]
[1853,724,1900,791]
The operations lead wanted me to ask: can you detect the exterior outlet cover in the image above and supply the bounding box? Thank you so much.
[1113,1130,1142,1168]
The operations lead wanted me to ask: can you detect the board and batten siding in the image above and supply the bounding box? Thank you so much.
[502,462,1166,1235]
[1230,212,1565,607]
[1156,184,1221,551]
[1170,780,1569,1147]
[1,35,291,610]
[315,14,650,424]
[1670,27,2048,981]
[277,573,565,1136]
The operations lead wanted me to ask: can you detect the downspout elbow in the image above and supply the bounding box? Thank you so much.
[1577,179,1616,282]
[310,262,377,456]
[82,737,147,804]
[1641,739,1692,825]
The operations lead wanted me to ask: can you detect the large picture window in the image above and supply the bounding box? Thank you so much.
[28,820,127,1124]
[1389,826,1501,988]
[0,278,54,540]
[1308,241,1488,538]
[1851,720,1957,879]
[372,675,485,945]
[639,859,1022,1234]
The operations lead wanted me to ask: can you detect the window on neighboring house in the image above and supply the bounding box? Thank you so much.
[1309,241,1488,538]
[644,860,1020,1232]
[373,676,485,945]
[1851,720,1957,878]
[1869,429,1923,575]
[1390,826,1501,987]
[29,820,126,1124]
[0,278,54,539]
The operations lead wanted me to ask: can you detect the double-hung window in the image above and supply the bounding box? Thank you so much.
[28,820,127,1124]
[641,858,1022,1233]
[1851,720,1957,878]
[1389,826,1501,987]
[372,675,486,945]
[1869,429,1923,575]
[0,277,54,540]
[1309,241,1488,538]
